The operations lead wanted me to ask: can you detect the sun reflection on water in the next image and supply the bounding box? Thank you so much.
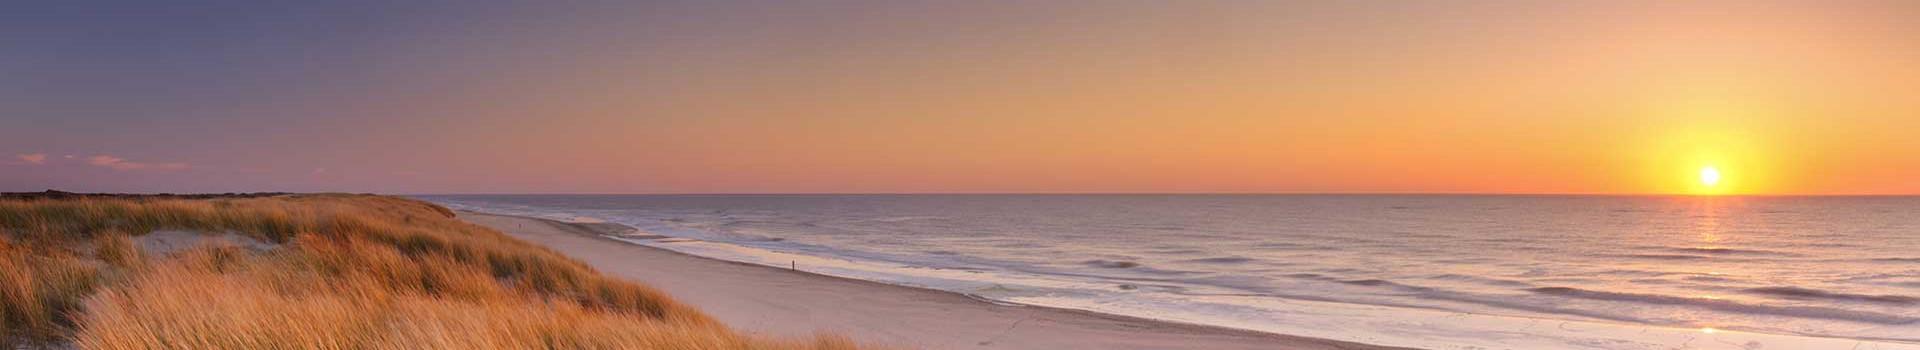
[1689,197,1725,244]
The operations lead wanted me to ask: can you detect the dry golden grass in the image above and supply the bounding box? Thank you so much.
[0,194,865,349]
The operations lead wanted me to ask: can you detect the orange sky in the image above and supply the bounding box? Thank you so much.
[4,1,1918,194]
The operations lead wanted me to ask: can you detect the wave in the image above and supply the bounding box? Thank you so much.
[1669,247,1799,257]
[1085,259,1142,269]
[1609,247,1797,261]
[1282,274,1426,290]
[1177,256,1256,264]
[1061,260,1207,278]
[1253,242,1316,249]
[1338,279,1400,287]
[1426,274,1534,288]
[1681,275,1735,283]
[1743,286,1919,305]
[1281,274,1652,324]
[1614,254,1711,260]
[1528,287,1918,325]
[868,216,947,223]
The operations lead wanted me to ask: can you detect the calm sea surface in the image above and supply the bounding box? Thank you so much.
[420,195,1920,349]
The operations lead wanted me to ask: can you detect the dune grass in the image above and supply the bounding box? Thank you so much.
[0,194,862,349]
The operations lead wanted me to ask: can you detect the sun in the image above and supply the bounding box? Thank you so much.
[1699,166,1722,187]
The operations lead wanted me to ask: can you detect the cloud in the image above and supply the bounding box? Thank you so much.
[15,154,46,165]
[88,155,189,171]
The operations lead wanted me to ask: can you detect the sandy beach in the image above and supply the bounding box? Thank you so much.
[459,212,1409,350]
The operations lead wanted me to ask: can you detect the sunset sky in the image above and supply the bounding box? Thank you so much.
[5,1,1917,195]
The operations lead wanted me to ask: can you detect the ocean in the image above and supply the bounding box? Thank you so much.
[418,194,1920,349]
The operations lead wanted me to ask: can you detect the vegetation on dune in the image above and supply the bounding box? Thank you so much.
[0,194,862,349]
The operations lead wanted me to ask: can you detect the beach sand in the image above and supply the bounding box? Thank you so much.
[460,212,1408,350]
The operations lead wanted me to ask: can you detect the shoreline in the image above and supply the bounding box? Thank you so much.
[457,211,1412,350]
[451,209,1920,350]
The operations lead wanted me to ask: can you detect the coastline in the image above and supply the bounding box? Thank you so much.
[457,211,1412,350]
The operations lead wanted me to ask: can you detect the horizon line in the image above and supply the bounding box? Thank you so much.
[403,191,1920,198]
[13,189,1919,198]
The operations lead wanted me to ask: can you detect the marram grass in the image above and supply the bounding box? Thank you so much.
[0,194,864,349]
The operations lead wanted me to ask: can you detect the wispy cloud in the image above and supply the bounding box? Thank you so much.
[88,155,189,171]
[15,153,46,165]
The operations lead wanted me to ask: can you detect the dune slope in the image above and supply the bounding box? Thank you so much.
[0,194,860,349]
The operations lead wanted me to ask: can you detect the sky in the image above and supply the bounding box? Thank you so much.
[4,1,1917,195]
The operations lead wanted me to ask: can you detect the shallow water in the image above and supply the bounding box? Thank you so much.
[420,194,1920,349]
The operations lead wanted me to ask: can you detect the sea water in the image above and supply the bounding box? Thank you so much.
[419,194,1920,350]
